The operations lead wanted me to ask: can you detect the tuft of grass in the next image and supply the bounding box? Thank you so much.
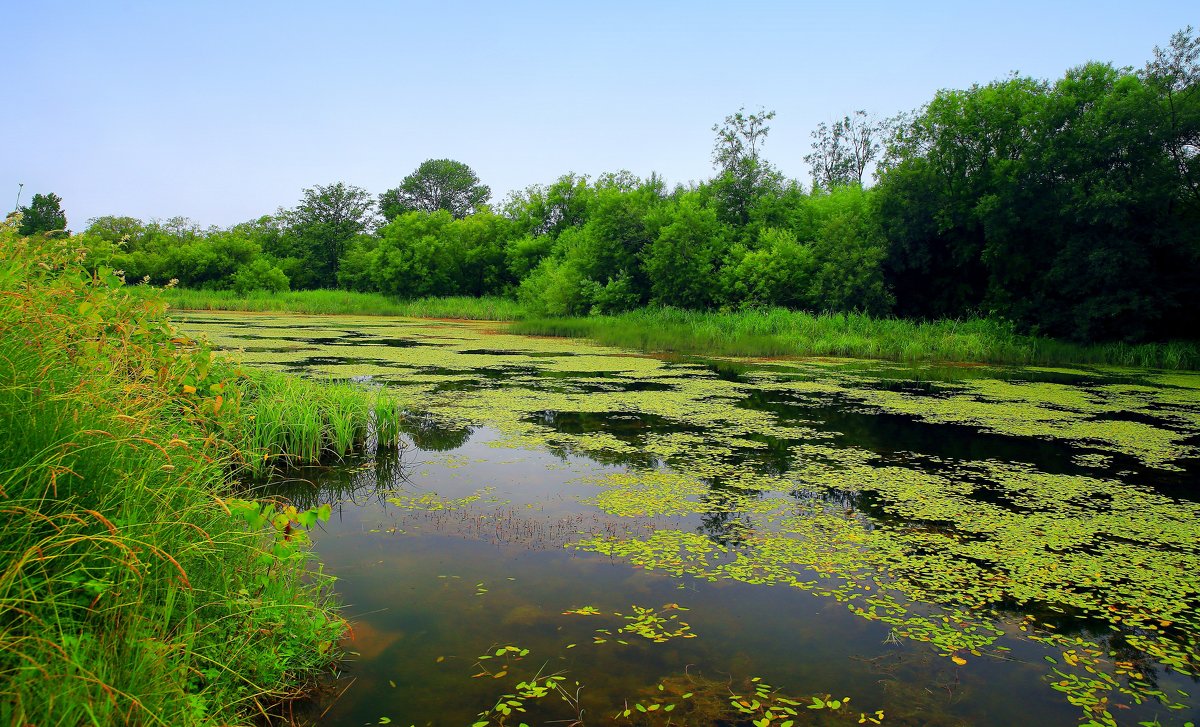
[233,372,407,478]
[0,222,400,725]
[511,307,1199,370]
[145,287,526,321]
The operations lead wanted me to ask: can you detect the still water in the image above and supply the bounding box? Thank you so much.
[178,312,1200,726]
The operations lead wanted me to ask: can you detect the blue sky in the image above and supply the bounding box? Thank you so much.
[3,1,1196,228]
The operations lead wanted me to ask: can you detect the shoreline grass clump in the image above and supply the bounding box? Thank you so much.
[511,307,1200,370]
[0,219,394,725]
[234,371,407,478]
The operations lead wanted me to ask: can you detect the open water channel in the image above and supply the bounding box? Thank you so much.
[177,311,1200,727]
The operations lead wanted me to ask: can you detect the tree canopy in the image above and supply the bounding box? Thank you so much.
[18,193,67,235]
[275,182,376,288]
[379,159,491,221]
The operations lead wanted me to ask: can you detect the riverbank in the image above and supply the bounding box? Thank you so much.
[150,287,525,320]
[0,227,400,724]
[511,308,1200,370]
[157,288,1198,370]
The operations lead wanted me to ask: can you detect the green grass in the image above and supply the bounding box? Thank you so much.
[148,287,526,320]
[234,371,406,478]
[0,227,407,724]
[154,287,1198,369]
[511,307,1200,370]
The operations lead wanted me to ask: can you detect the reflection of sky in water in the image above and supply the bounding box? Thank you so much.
[174,312,1200,726]
[306,435,1075,727]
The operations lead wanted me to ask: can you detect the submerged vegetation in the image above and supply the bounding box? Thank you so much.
[0,221,405,724]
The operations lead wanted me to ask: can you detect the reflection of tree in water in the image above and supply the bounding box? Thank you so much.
[695,478,763,547]
[543,441,662,470]
[248,447,411,511]
[697,509,755,546]
[721,432,796,476]
[399,411,474,451]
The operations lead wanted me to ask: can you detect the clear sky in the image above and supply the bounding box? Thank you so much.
[3,1,1195,229]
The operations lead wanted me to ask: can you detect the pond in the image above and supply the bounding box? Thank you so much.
[177,311,1200,727]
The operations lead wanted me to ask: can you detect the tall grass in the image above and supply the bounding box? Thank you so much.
[0,223,401,724]
[234,372,407,478]
[512,307,1200,370]
[148,287,526,321]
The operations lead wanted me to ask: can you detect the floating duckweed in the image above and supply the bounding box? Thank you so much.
[385,487,495,512]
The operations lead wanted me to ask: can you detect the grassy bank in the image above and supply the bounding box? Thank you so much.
[154,287,1198,369]
[0,225,401,724]
[511,307,1200,370]
[150,287,525,320]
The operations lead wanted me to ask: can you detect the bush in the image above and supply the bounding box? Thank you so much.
[230,257,290,295]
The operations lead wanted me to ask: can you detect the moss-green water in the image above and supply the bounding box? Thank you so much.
[177,311,1200,726]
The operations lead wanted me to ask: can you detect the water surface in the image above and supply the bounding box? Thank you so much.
[178,312,1200,726]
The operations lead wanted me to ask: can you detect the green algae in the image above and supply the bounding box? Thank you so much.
[174,310,1200,724]
[385,487,498,512]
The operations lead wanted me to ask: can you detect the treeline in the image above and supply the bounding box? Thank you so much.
[68,29,1199,343]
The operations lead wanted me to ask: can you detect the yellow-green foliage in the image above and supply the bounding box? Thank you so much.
[0,221,348,725]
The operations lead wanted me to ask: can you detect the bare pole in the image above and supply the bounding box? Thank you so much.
[14,183,23,211]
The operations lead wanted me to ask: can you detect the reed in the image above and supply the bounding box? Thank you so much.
[233,373,406,478]
[511,307,1199,370]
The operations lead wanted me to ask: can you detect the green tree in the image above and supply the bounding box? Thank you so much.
[502,173,592,238]
[805,187,893,315]
[643,195,727,308]
[379,159,491,221]
[1142,25,1200,205]
[18,193,67,235]
[278,183,376,288]
[805,111,884,190]
[368,211,460,298]
[709,107,781,225]
[720,228,814,308]
[230,258,290,295]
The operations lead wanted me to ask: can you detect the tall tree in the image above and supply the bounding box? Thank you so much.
[379,159,491,221]
[711,107,776,179]
[278,182,376,288]
[1141,25,1200,204]
[710,107,780,225]
[18,193,67,235]
[805,110,883,190]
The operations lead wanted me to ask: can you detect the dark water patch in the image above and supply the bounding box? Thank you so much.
[399,412,475,452]
[738,389,1196,496]
[459,348,572,357]
[525,409,702,444]
[571,380,675,394]
[350,337,429,348]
